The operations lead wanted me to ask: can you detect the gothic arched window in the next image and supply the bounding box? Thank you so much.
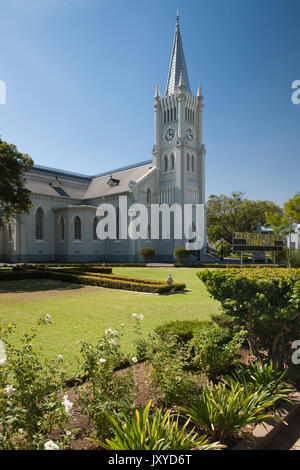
[59,217,65,241]
[35,207,44,240]
[187,154,190,171]
[93,217,98,240]
[74,216,81,240]
[8,223,12,242]
[163,155,168,172]
[191,155,195,172]
[147,188,151,204]
[170,153,175,171]
[116,207,120,240]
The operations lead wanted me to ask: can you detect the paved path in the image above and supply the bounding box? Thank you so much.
[264,409,300,450]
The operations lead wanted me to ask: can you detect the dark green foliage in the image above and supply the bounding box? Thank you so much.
[189,326,246,379]
[291,251,300,268]
[0,137,33,222]
[198,268,300,368]
[229,360,291,396]
[206,191,282,244]
[174,247,190,263]
[214,240,232,258]
[154,320,213,344]
[210,312,236,331]
[180,376,290,443]
[139,247,155,261]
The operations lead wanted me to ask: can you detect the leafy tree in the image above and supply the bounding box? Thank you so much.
[206,192,282,244]
[0,136,33,222]
[284,193,300,222]
[265,193,300,267]
[214,240,231,258]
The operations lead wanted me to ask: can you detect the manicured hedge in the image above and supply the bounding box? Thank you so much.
[43,270,185,294]
[42,267,175,286]
[34,263,147,268]
[0,270,43,281]
[0,266,186,293]
[37,266,113,275]
[174,263,284,268]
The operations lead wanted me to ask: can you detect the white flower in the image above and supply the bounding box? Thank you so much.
[5,385,16,396]
[108,339,117,346]
[105,328,113,335]
[0,356,6,365]
[111,330,118,336]
[99,358,106,364]
[121,323,125,327]
[57,354,63,360]
[132,357,138,363]
[138,315,144,321]
[45,314,52,321]
[132,313,138,318]
[44,440,59,450]
[62,394,73,416]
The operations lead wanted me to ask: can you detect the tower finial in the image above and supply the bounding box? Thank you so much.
[154,83,160,100]
[178,70,185,89]
[176,9,180,26]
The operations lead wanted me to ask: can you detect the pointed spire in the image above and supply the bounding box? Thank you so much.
[197,82,203,98]
[165,12,191,96]
[178,71,185,89]
[154,83,161,100]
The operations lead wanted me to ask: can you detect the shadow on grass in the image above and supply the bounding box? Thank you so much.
[0,279,85,294]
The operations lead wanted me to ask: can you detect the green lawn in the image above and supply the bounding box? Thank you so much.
[0,267,220,377]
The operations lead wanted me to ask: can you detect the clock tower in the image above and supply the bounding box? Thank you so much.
[152,12,206,249]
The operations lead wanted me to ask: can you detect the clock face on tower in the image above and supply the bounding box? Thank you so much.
[164,127,175,143]
[186,128,194,142]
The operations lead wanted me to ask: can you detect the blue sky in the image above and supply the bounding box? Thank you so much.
[0,0,299,206]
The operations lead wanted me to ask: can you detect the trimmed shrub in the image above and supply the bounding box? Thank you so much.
[210,312,237,331]
[174,247,190,263]
[139,247,155,261]
[0,271,43,281]
[198,268,300,368]
[154,320,213,344]
[44,270,185,294]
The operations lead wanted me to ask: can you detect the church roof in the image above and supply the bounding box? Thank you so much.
[25,160,152,201]
[165,13,191,95]
[84,161,153,200]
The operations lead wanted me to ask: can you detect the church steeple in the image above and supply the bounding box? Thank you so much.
[165,10,191,96]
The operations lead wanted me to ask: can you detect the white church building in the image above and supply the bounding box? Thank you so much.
[0,15,207,264]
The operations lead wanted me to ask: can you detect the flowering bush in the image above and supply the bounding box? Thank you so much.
[0,316,73,450]
[77,325,136,440]
[147,334,199,407]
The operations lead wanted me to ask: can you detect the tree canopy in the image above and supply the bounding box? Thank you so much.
[206,191,282,244]
[0,137,33,222]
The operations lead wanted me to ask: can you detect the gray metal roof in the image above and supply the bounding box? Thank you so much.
[25,160,153,201]
[84,161,153,200]
[165,19,191,95]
